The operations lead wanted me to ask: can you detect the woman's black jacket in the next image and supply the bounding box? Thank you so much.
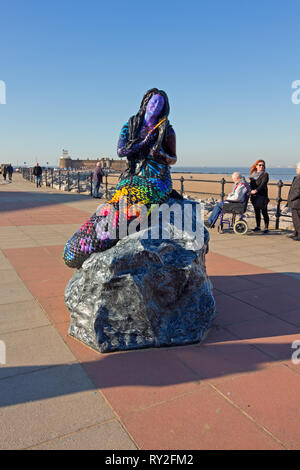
[250,172,269,208]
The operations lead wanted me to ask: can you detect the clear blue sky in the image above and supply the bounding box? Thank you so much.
[0,0,300,167]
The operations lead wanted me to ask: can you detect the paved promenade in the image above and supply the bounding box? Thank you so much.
[1,174,300,450]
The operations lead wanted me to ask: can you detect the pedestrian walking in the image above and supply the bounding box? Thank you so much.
[33,163,43,187]
[249,159,270,233]
[6,163,13,182]
[287,162,300,241]
[92,162,104,198]
[2,164,7,181]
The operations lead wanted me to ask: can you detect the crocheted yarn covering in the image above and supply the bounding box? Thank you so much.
[63,172,172,269]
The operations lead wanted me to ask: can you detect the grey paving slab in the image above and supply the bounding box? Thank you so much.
[0,227,35,241]
[214,246,286,258]
[63,200,101,213]
[0,226,39,248]
[31,420,137,450]
[18,225,64,236]
[0,364,115,449]
[19,224,79,237]
[0,269,23,284]
[209,231,300,274]
[34,236,70,246]
[4,224,80,247]
[0,300,50,334]
[0,240,40,249]
[0,281,33,305]
[0,325,76,379]
[269,253,300,265]
[0,257,15,271]
[0,250,10,261]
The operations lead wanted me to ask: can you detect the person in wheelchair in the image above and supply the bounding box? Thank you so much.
[205,172,250,228]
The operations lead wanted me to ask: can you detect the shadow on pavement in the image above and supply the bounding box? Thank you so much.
[0,264,300,407]
[0,338,298,408]
[1,270,299,408]
[0,191,95,213]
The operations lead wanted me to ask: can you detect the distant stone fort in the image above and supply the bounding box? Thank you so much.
[59,150,127,171]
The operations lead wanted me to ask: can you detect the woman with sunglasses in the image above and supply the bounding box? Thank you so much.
[249,159,270,233]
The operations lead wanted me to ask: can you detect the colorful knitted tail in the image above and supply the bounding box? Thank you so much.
[63,175,172,268]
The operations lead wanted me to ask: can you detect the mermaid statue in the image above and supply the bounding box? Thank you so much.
[63,88,177,269]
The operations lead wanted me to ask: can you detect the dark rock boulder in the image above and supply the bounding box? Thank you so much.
[65,199,216,353]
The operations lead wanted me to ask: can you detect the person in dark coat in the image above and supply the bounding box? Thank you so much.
[249,159,270,233]
[287,162,300,241]
[92,162,104,198]
[6,164,13,182]
[33,163,43,187]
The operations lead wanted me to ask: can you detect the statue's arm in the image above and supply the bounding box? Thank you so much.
[117,123,131,158]
[150,127,177,165]
[117,122,152,159]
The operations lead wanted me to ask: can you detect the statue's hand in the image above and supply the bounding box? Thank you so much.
[150,148,177,165]
[126,134,152,153]
[142,130,157,146]
[150,148,161,159]
[126,138,140,150]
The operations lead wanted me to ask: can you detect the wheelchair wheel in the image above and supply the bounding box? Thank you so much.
[233,220,248,235]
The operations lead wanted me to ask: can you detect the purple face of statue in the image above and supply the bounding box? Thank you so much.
[144,94,165,123]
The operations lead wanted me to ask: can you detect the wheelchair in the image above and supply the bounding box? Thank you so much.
[211,195,250,235]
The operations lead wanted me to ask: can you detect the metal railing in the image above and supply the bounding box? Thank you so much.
[22,168,292,230]
[22,168,95,196]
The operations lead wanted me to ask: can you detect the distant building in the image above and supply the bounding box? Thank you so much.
[59,149,126,171]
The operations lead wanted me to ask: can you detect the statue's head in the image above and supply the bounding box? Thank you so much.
[145,94,165,122]
[139,88,170,121]
[128,88,170,147]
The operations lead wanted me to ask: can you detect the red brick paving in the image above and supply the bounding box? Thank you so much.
[206,251,271,276]
[25,278,68,299]
[38,297,70,324]
[121,385,285,450]
[0,203,89,226]
[3,247,63,269]
[231,286,300,315]
[11,265,69,282]
[216,365,300,449]
[170,340,273,385]
[0,217,14,226]
[83,349,201,417]
[225,315,299,342]
[55,321,102,362]
[214,294,267,326]
[209,274,260,294]
[225,332,300,363]
[203,325,237,344]
[279,309,300,327]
